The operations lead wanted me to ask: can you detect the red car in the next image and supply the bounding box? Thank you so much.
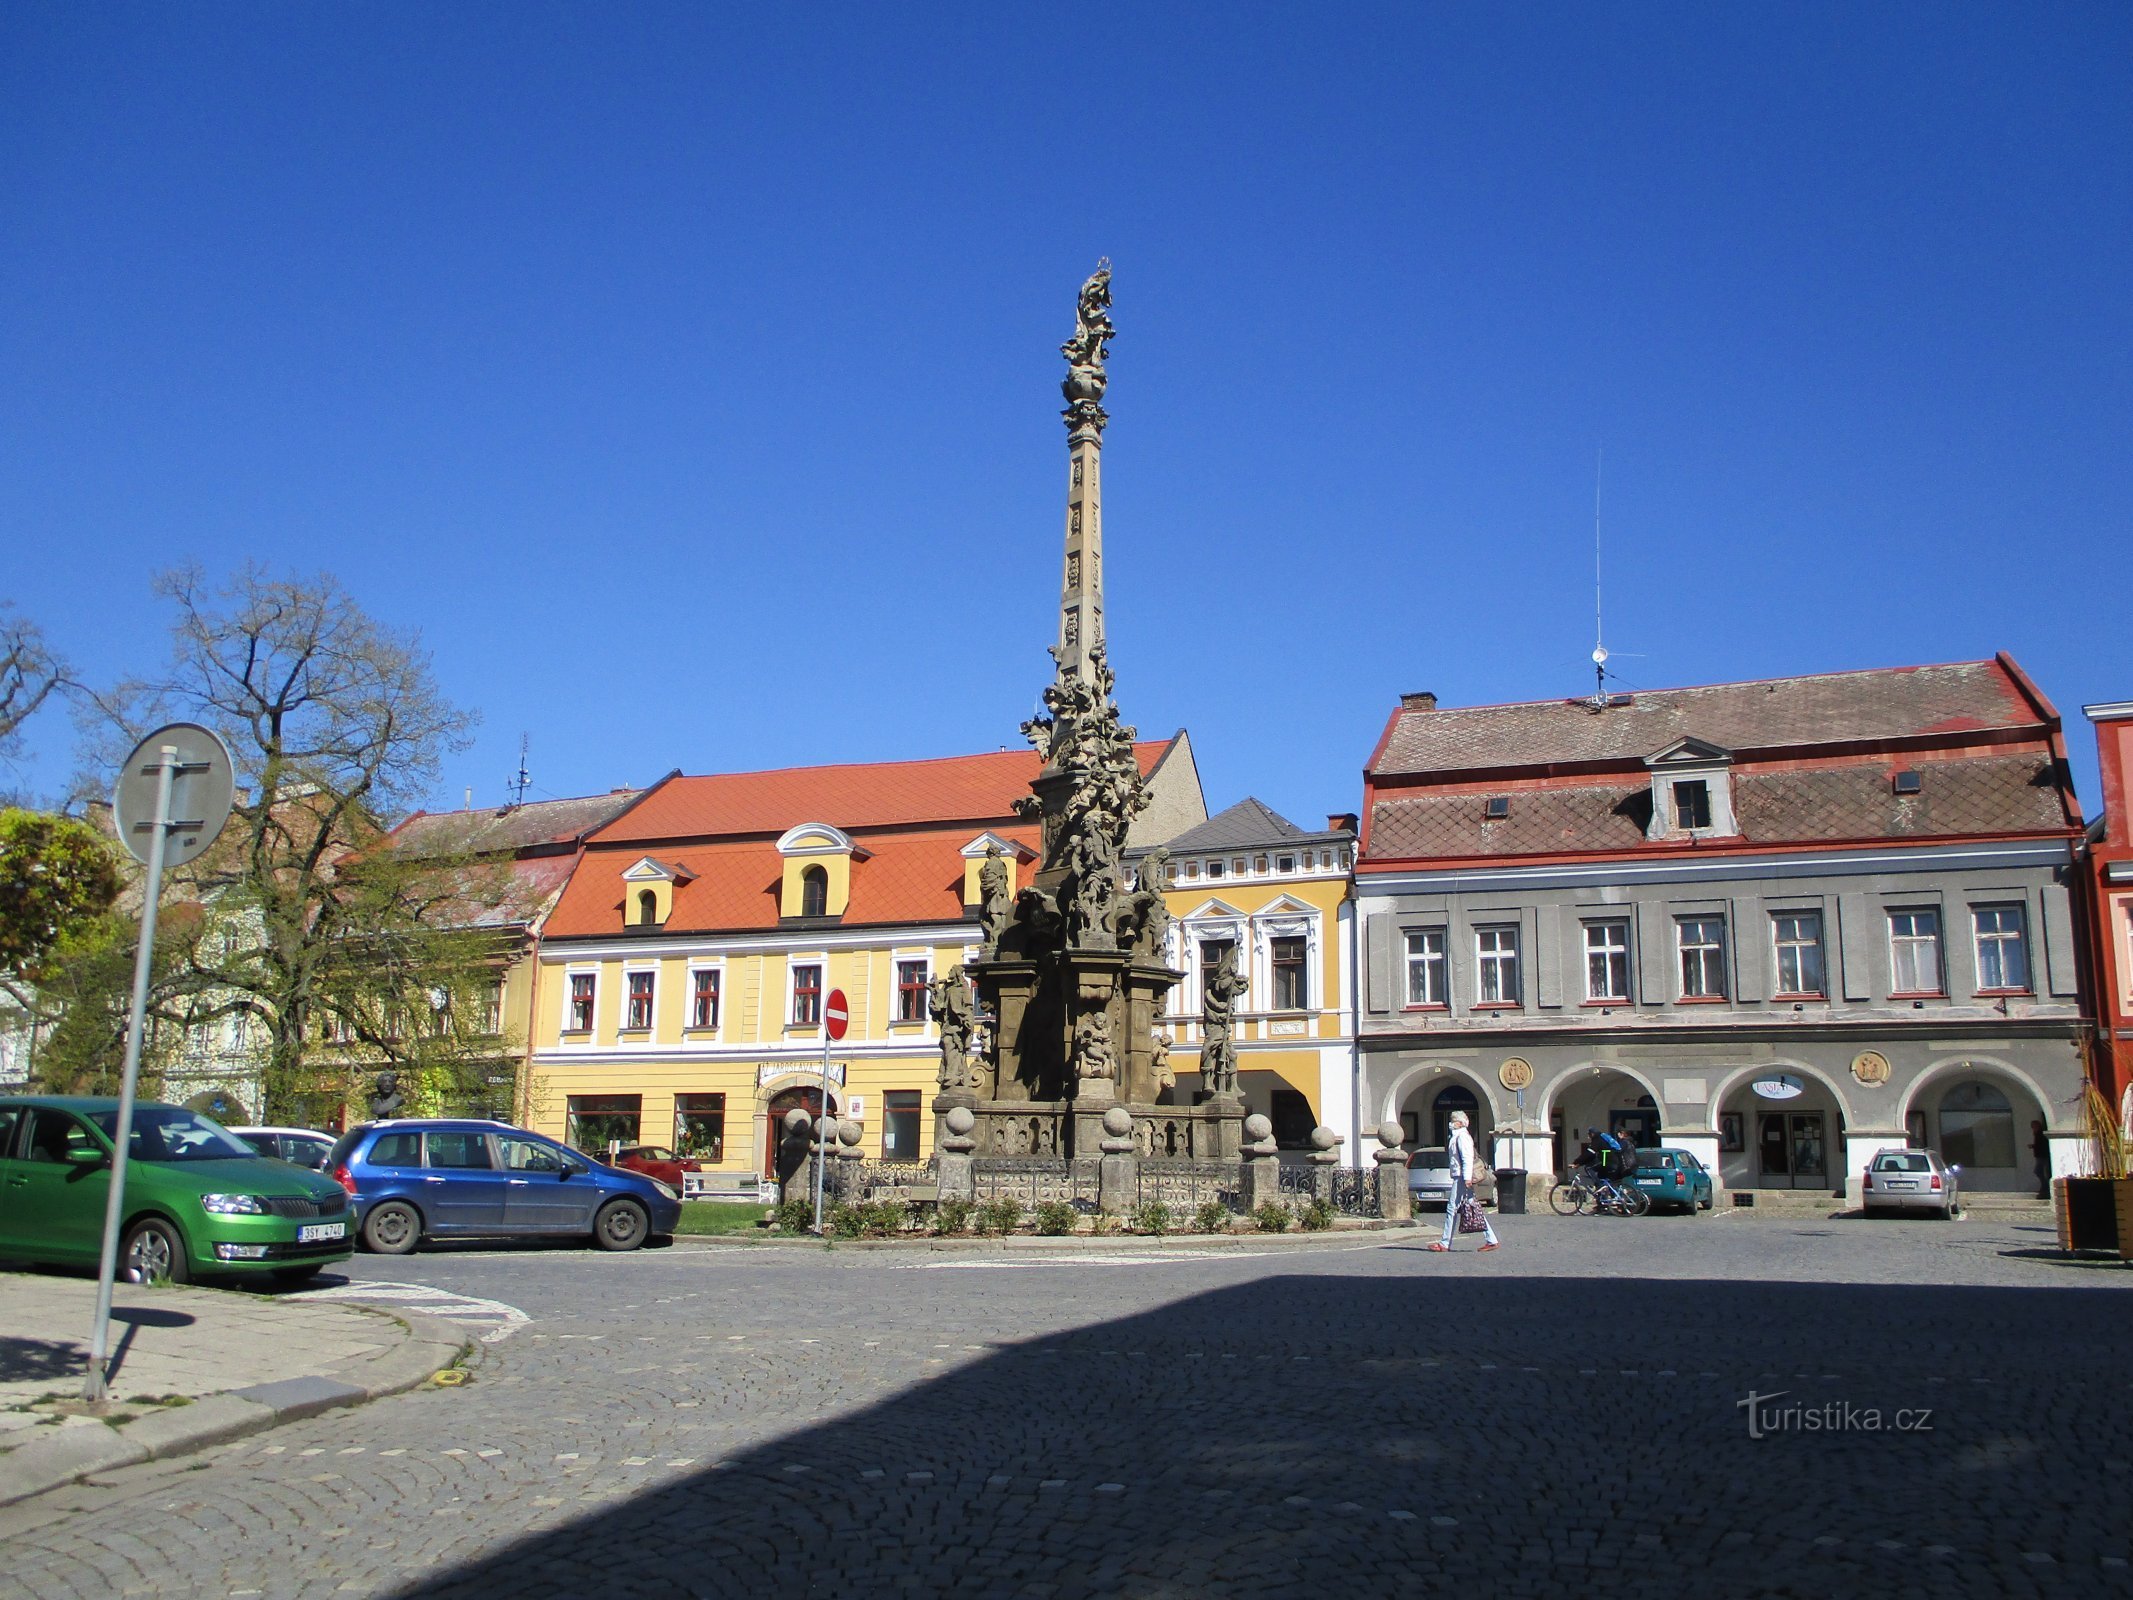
[607,1145,705,1191]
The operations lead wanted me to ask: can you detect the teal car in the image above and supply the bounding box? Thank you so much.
[0,1095,355,1285]
[1631,1147,1715,1214]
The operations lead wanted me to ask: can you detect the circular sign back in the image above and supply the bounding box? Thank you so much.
[1751,1072,1805,1101]
[1851,1051,1892,1086]
[113,723,237,870]
[823,988,850,1041]
[1498,1057,1535,1092]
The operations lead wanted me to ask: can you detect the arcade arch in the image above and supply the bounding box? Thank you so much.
[1899,1057,2052,1194]
[1383,1063,1499,1155]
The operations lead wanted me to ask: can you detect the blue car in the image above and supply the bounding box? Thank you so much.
[1630,1147,1715,1215]
[326,1119,682,1254]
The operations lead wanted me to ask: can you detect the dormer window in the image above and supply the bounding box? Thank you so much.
[776,823,862,922]
[637,889,659,926]
[800,865,829,918]
[1644,737,1737,840]
[1672,780,1712,830]
[620,856,692,928]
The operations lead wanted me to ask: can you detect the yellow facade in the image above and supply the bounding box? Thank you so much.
[528,932,982,1175]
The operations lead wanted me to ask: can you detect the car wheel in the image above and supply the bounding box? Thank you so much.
[362,1201,423,1255]
[593,1199,649,1252]
[122,1217,189,1285]
[271,1264,325,1286]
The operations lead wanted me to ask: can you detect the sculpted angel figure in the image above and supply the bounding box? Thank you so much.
[1073,1012,1116,1082]
[1060,261,1114,370]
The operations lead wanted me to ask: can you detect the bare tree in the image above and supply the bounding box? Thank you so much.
[86,566,479,1119]
[0,604,66,760]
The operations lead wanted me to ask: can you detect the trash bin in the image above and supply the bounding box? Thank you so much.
[1494,1169,1527,1215]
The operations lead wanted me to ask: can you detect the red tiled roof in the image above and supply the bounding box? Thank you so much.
[1364,755,2070,862]
[592,743,1172,844]
[1371,660,2042,779]
[543,824,1043,936]
[386,790,647,857]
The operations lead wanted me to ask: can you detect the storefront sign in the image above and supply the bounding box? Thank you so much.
[1751,1073,1805,1101]
[759,1061,844,1087]
[1498,1057,1534,1091]
[1851,1051,1891,1086]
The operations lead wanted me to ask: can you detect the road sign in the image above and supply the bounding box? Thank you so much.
[113,723,236,869]
[824,989,849,1041]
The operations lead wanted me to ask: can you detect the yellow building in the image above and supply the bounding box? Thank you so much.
[1131,799,1358,1151]
[529,739,1201,1182]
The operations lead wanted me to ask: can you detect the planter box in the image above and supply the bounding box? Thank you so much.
[2054,1177,2123,1252]
[2119,1179,2133,1263]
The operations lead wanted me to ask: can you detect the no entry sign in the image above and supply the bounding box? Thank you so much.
[824,988,849,1041]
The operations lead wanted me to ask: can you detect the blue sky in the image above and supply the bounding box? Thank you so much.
[4,4,2129,825]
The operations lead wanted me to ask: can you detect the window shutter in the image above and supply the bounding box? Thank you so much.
[1365,913,1392,1014]
[1636,901,1667,1002]
[1535,905,1562,1008]
[2041,884,2080,997]
[1837,894,1873,1001]
[1730,897,1764,1003]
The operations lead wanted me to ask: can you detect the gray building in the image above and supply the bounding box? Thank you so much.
[1353,658,2089,1204]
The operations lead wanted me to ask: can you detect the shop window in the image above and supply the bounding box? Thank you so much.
[1270,1089,1315,1149]
[1973,905,2030,993]
[566,1095,641,1155]
[800,866,829,918]
[1939,1082,2015,1168]
[792,963,823,1026]
[567,973,596,1032]
[882,1090,923,1161]
[1271,937,1308,1010]
[690,969,721,1029]
[674,1094,726,1161]
[625,971,655,1030]
[897,959,930,1023]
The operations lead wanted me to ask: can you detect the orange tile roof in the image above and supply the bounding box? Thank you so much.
[593,742,1171,844]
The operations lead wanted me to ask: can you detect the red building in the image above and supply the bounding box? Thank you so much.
[2080,700,2133,1123]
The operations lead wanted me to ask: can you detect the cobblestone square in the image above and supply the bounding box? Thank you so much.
[2,1213,2127,1598]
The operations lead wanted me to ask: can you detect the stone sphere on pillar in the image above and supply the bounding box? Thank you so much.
[944,1105,976,1136]
[782,1108,812,1136]
[1102,1105,1133,1138]
[1309,1125,1339,1151]
[838,1119,864,1147]
[1243,1113,1273,1143]
[1376,1120,1405,1150]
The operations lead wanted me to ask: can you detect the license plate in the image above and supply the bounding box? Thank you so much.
[1883,1180,1917,1190]
[298,1222,347,1243]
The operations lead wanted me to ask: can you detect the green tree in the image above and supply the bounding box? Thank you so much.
[84,566,480,1121]
[0,809,121,973]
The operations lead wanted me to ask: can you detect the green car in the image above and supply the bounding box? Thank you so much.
[0,1096,355,1286]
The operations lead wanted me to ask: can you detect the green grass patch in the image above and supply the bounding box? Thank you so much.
[670,1202,771,1237]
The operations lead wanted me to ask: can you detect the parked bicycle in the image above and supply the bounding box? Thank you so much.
[1548,1165,1651,1217]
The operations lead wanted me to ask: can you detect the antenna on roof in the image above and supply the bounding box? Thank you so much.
[1586,447,1616,712]
[508,734,531,809]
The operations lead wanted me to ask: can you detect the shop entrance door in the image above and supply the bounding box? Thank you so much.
[1757,1111,1828,1190]
[762,1086,826,1177]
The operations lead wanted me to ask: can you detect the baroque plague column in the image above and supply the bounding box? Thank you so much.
[933,264,1244,1163]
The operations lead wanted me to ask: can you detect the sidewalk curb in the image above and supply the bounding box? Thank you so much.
[0,1303,471,1509]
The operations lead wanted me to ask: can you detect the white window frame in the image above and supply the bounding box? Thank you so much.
[894,955,932,1025]
[1677,917,1728,1000]
[621,966,657,1033]
[1474,924,1521,1006]
[564,968,598,1035]
[685,963,723,1033]
[1583,920,1631,1002]
[1405,928,1447,1007]
[1972,904,2030,994]
[1772,910,1826,998]
[1888,909,1943,996]
[787,956,827,1029]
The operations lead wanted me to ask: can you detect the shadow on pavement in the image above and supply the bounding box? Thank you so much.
[0,1336,83,1384]
[399,1271,2133,1599]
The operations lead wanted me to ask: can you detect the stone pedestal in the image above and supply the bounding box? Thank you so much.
[1308,1125,1342,1204]
[1240,1113,1282,1213]
[1198,1093,1247,1160]
[1097,1106,1138,1216]
[935,1104,977,1204]
[1373,1121,1412,1224]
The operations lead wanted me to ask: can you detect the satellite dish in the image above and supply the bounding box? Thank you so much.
[1592,646,1609,666]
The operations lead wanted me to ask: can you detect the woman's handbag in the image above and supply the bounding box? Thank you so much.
[1455,1196,1489,1235]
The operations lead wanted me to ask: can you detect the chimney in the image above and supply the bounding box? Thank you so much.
[1327,812,1358,835]
[1400,691,1437,712]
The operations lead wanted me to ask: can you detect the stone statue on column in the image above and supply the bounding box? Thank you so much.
[1202,946,1246,1095]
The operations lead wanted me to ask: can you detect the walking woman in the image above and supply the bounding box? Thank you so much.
[1427,1109,1499,1253]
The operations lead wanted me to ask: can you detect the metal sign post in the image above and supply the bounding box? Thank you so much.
[83,724,235,1403]
[814,989,849,1233]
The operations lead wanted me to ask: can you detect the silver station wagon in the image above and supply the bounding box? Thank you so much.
[1861,1149,1961,1218]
